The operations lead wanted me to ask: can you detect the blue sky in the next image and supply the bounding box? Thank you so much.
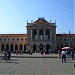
[0,0,74,34]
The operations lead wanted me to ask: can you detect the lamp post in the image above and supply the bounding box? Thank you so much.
[69,30,71,47]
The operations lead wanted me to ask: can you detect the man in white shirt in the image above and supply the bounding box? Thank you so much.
[61,50,66,63]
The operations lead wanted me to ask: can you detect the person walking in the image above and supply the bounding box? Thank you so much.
[74,63,75,67]
[21,49,23,55]
[8,50,11,60]
[61,50,66,63]
[4,50,8,60]
[71,50,74,60]
[41,50,44,55]
[58,50,61,59]
[0,51,3,62]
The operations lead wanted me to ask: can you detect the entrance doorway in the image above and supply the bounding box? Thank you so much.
[33,44,37,53]
[39,44,43,52]
[10,44,13,52]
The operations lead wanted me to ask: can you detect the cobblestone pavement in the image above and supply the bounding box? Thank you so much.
[0,55,75,75]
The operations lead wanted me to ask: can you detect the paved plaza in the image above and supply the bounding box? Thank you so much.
[0,53,75,75]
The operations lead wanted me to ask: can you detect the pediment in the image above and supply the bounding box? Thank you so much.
[27,18,56,27]
[33,24,50,27]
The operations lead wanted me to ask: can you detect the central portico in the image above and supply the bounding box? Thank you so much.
[26,17,57,53]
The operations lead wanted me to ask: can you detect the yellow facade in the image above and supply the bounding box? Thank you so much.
[0,18,75,52]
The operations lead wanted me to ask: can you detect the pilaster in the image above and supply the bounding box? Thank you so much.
[44,29,45,41]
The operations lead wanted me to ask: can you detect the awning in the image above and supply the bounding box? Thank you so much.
[62,47,72,50]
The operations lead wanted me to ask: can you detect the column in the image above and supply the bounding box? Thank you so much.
[50,29,52,41]
[31,29,32,41]
[73,44,74,50]
[23,44,24,51]
[5,44,6,50]
[26,44,28,52]
[50,29,53,49]
[18,44,19,51]
[9,44,10,51]
[44,29,45,41]
[44,44,46,51]
[37,29,39,40]
[13,44,15,52]
[0,44,1,51]
[37,44,39,52]
[31,45,33,52]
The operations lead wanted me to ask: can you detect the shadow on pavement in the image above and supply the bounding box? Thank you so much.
[9,58,19,64]
[0,58,19,64]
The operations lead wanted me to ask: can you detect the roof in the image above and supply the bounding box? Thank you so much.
[0,33,75,37]
[0,34,27,37]
[56,34,75,37]
[34,17,50,24]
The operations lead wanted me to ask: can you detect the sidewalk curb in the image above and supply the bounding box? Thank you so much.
[11,56,58,58]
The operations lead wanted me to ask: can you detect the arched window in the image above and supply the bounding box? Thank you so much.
[39,30,44,39]
[46,44,50,52]
[33,44,37,53]
[19,44,23,50]
[15,44,18,51]
[74,45,75,50]
[6,44,9,51]
[1,44,4,51]
[60,44,63,49]
[45,30,50,39]
[32,30,37,39]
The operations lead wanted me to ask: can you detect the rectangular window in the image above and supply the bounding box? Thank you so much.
[0,38,2,41]
[45,35,48,40]
[17,39,19,41]
[64,38,66,41]
[59,38,62,41]
[21,38,23,41]
[4,38,6,41]
[56,38,58,41]
[8,38,10,41]
[12,38,15,41]
[35,35,37,39]
[72,38,75,41]
[39,35,43,39]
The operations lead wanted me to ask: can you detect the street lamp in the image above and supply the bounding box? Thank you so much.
[69,30,71,47]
